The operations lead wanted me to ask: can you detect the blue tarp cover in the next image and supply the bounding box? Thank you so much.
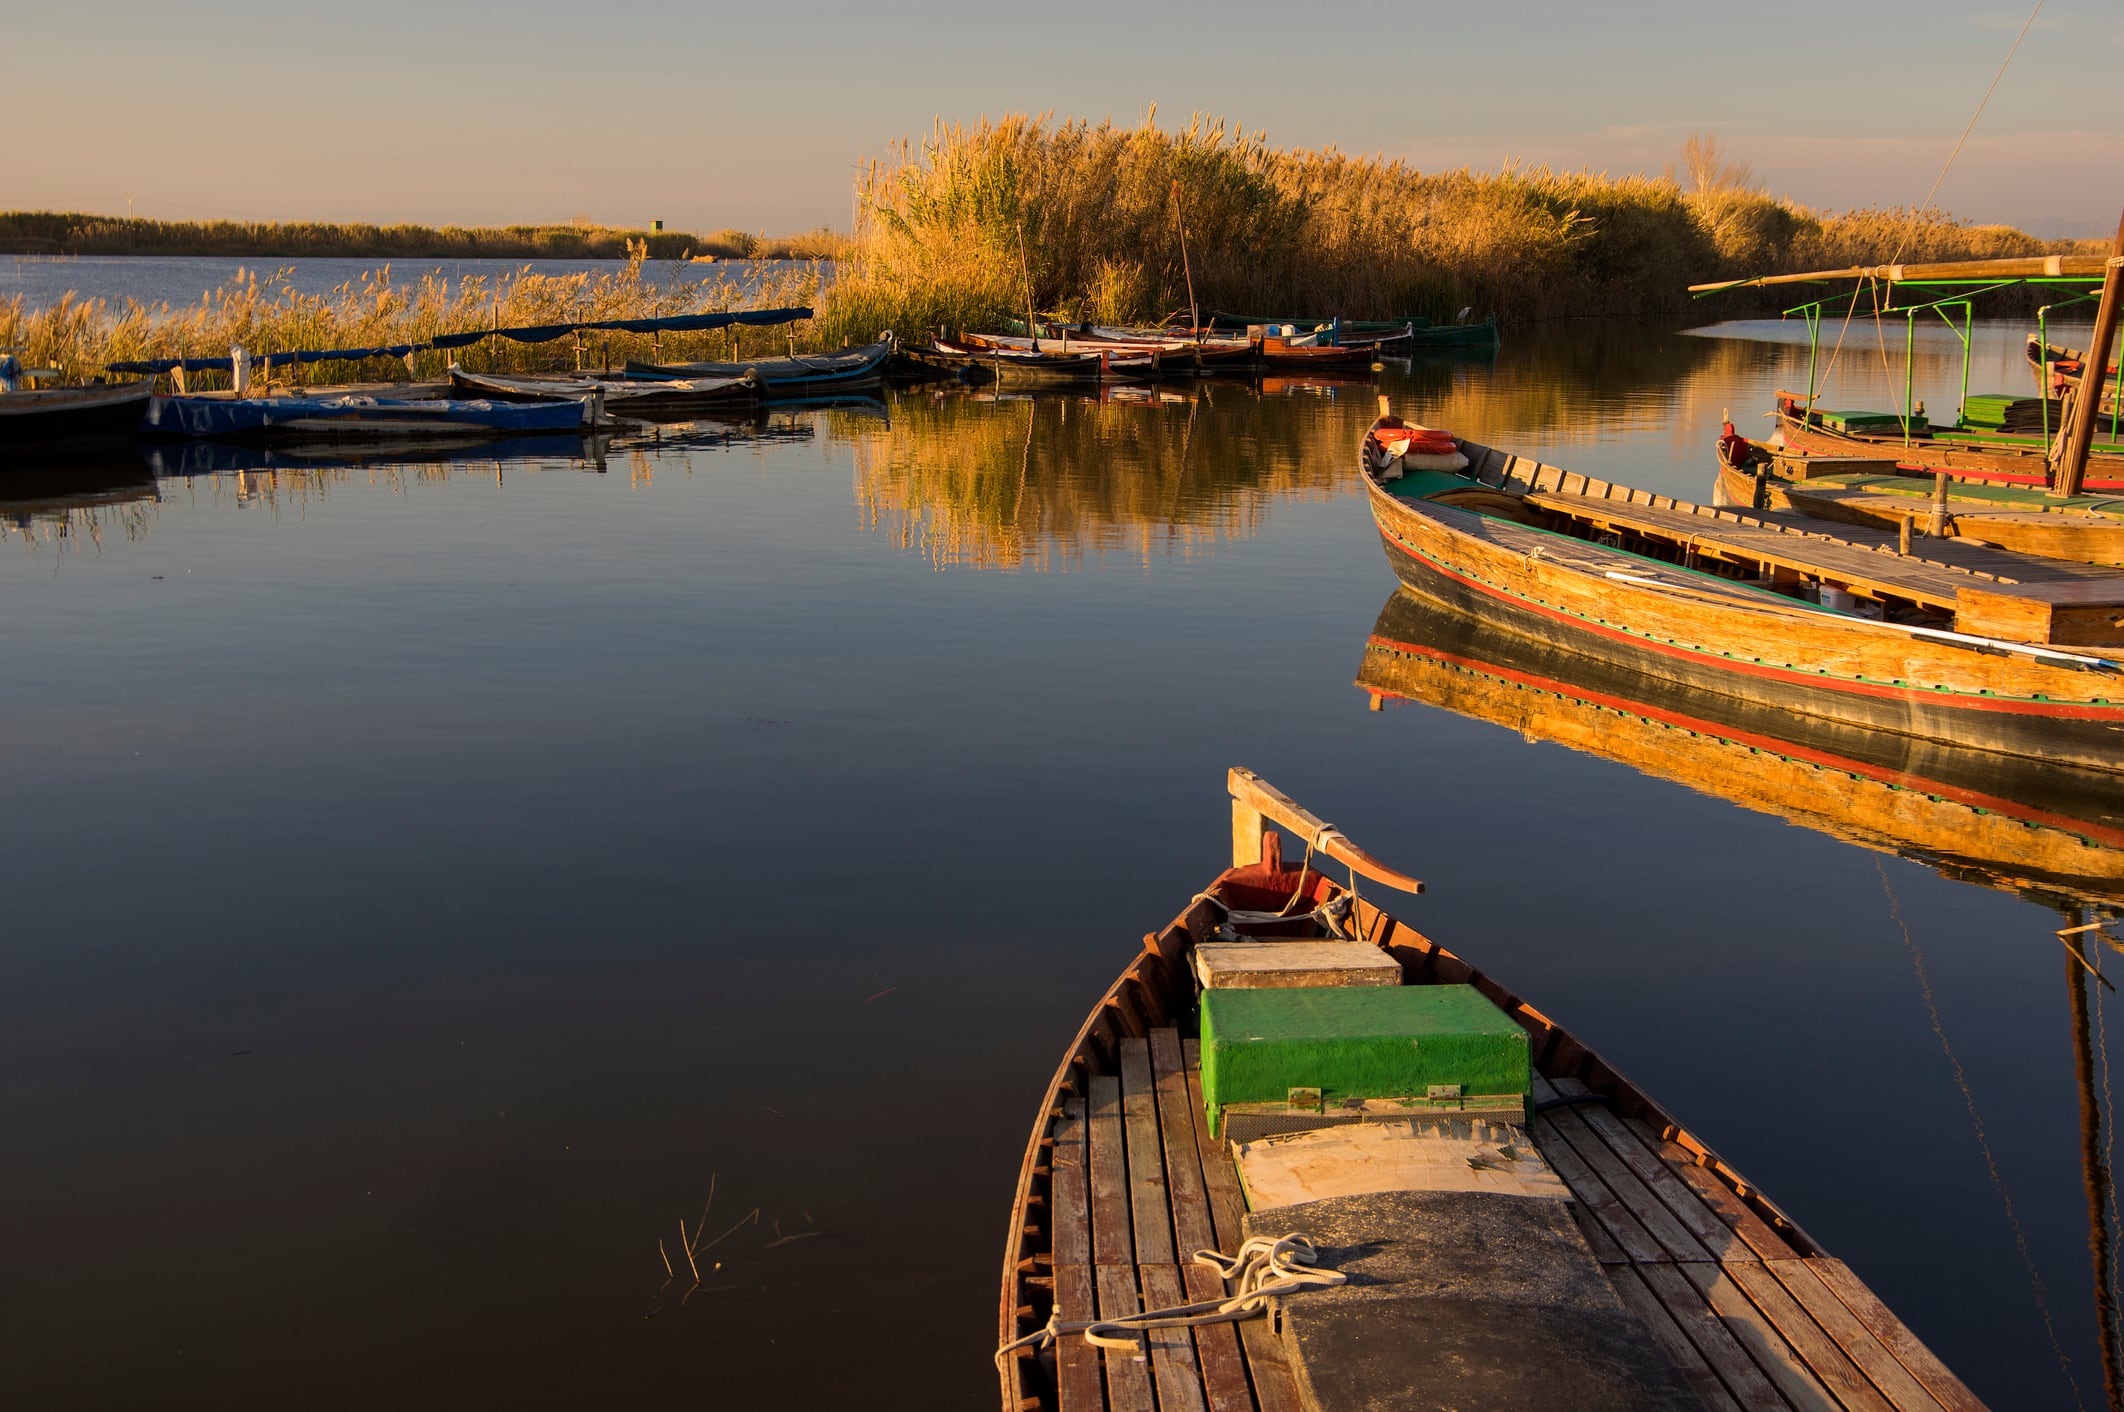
[141,394,585,439]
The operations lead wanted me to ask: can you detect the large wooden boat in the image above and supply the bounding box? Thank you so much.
[0,380,155,453]
[1772,391,2124,493]
[999,767,1989,1411]
[1360,586,2124,908]
[1360,411,2124,775]
[624,337,895,397]
[1714,431,2124,568]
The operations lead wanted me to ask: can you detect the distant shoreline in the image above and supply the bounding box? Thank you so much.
[0,212,846,263]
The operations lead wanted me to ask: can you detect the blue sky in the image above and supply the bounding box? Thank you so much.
[13,0,2120,235]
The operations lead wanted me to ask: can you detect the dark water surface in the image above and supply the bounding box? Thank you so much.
[2,320,2115,1409]
[0,254,806,311]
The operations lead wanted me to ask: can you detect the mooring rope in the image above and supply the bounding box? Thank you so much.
[993,1234,1346,1372]
[1817,0,2043,401]
[1877,859,2084,1409]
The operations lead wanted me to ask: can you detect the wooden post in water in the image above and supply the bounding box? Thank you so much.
[1016,221,1038,344]
[1899,514,1913,556]
[1172,181,1200,339]
[2054,206,2124,498]
[1927,471,1950,537]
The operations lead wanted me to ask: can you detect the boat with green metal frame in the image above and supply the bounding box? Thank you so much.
[1692,255,2124,491]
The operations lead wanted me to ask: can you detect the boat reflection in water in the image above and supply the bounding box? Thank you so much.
[0,446,160,551]
[1357,585,2124,911]
[1361,583,2124,1405]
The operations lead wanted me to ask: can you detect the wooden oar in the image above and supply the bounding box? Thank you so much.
[1227,766,1424,893]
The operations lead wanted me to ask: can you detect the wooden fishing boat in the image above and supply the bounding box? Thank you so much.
[1715,430,2124,568]
[920,338,1112,387]
[0,380,155,453]
[141,393,588,441]
[1772,391,2124,493]
[1032,327,1262,377]
[1361,585,2124,907]
[1000,767,1989,1411]
[623,338,894,397]
[447,367,758,416]
[2028,335,2121,417]
[1203,312,1502,349]
[953,332,1168,381]
[1361,408,2124,774]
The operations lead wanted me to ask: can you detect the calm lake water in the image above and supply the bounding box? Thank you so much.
[0,254,807,311]
[1,310,2115,1409]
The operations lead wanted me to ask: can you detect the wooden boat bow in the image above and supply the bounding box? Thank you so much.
[1228,766,1424,894]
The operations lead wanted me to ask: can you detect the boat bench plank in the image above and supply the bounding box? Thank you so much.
[1609,1264,1748,1412]
[1094,1264,1158,1411]
[1533,1073,1969,1409]
[1149,1031,1255,1412]
[1761,1260,1952,1412]
[1185,1038,1304,1412]
[1460,434,2124,607]
[1516,488,1991,609]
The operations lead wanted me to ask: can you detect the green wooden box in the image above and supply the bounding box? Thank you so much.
[1820,408,1923,435]
[1200,985,1530,1136]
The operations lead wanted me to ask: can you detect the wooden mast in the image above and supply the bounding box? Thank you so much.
[2053,208,2124,498]
[1689,252,2112,293]
[1172,181,1200,339]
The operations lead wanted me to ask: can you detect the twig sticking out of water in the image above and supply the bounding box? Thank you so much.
[688,1173,717,1258]
[679,1221,703,1281]
[696,1207,761,1257]
[657,1239,674,1279]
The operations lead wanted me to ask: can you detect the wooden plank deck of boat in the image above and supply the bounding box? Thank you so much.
[1043,1026,1982,1411]
[1460,443,2124,616]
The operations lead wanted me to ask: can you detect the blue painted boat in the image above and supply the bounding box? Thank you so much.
[142,394,587,441]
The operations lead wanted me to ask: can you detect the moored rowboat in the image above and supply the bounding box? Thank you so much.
[447,367,758,415]
[142,393,588,441]
[0,380,155,454]
[1000,768,1988,1410]
[624,338,895,397]
[1772,390,2124,493]
[1714,428,2124,569]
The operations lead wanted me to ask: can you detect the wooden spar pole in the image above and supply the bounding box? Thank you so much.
[2053,206,2124,498]
[1172,181,1200,340]
[1016,221,1037,345]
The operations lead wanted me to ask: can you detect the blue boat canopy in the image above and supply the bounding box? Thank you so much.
[105,306,813,374]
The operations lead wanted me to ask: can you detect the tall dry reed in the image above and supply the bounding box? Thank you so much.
[0,244,825,387]
[814,112,2088,344]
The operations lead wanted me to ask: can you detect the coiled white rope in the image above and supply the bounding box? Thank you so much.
[994,1233,1346,1371]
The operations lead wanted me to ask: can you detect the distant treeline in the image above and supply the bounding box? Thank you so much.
[0,212,849,262]
[812,115,2100,345]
